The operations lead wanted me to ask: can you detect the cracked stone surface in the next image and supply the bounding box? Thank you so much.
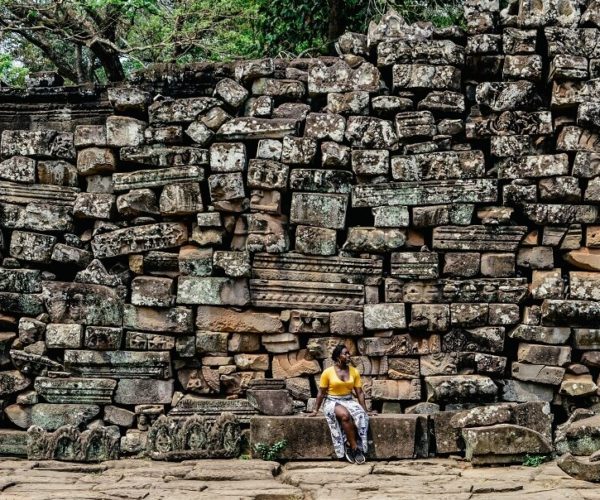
[0,458,598,500]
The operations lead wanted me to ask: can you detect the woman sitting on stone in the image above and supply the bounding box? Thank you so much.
[308,344,373,464]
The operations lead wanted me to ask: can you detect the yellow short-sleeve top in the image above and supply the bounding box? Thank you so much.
[319,365,362,396]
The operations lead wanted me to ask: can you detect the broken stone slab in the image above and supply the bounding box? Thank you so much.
[250,279,364,311]
[364,303,406,330]
[511,362,565,385]
[108,86,150,112]
[569,272,600,301]
[432,225,526,251]
[558,453,600,482]
[148,97,221,123]
[499,379,555,403]
[252,78,305,99]
[9,230,56,263]
[371,379,421,400]
[541,300,600,327]
[517,343,571,366]
[508,325,571,345]
[396,278,528,304]
[442,327,504,354]
[209,143,247,172]
[393,64,461,91]
[343,227,405,252]
[373,206,409,227]
[252,252,381,284]
[352,149,390,177]
[114,379,174,405]
[249,414,427,459]
[287,311,331,337]
[295,226,337,256]
[463,424,552,464]
[178,245,213,277]
[247,159,288,190]
[271,350,320,379]
[391,150,484,181]
[304,113,346,142]
[378,39,464,66]
[196,306,283,334]
[0,268,41,293]
[73,193,115,220]
[42,281,122,326]
[0,370,30,396]
[345,116,398,149]
[168,394,258,422]
[0,156,35,183]
[395,111,436,138]
[91,223,188,258]
[27,424,120,461]
[217,118,298,140]
[214,78,249,108]
[560,373,598,397]
[34,377,117,404]
[131,276,174,308]
[390,252,439,279]
[351,179,498,207]
[45,323,83,348]
[289,169,352,194]
[119,145,208,167]
[246,389,294,416]
[466,110,553,138]
[358,334,441,356]
[1,130,74,160]
[176,277,250,306]
[497,154,569,178]
[84,326,123,350]
[290,192,348,230]
[234,58,274,81]
[476,81,539,111]
[112,166,204,192]
[425,375,498,404]
[76,147,116,176]
[64,350,172,379]
[0,202,74,233]
[30,403,101,431]
[326,91,370,116]
[308,60,380,94]
[123,305,193,333]
[159,181,203,215]
[573,329,600,349]
[212,251,250,278]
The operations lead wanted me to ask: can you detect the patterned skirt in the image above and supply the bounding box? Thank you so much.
[322,394,369,458]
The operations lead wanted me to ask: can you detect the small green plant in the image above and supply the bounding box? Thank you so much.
[253,439,288,461]
[522,454,548,467]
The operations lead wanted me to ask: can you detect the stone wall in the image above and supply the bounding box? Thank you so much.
[1,0,600,461]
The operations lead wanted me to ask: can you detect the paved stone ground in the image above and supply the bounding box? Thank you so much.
[0,457,599,500]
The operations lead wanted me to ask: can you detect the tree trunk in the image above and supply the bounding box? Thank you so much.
[327,0,345,44]
[89,41,125,82]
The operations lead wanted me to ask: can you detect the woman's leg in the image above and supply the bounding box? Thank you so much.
[334,404,358,450]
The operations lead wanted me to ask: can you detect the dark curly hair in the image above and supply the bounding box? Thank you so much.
[331,344,347,362]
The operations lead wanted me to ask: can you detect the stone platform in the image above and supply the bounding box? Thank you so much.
[249,415,429,459]
[0,457,598,500]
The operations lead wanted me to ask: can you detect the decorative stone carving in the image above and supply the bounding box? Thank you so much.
[27,425,120,462]
[146,413,241,460]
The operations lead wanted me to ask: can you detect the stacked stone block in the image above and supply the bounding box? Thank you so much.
[0,0,600,461]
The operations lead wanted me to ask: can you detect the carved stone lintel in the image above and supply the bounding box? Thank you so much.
[146,413,241,460]
[27,425,120,462]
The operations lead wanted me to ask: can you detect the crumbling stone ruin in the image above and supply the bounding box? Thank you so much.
[3,0,600,469]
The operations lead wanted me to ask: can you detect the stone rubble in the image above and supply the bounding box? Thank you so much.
[2,0,600,469]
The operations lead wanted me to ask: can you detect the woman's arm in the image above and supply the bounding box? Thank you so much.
[355,387,368,412]
[308,387,327,416]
